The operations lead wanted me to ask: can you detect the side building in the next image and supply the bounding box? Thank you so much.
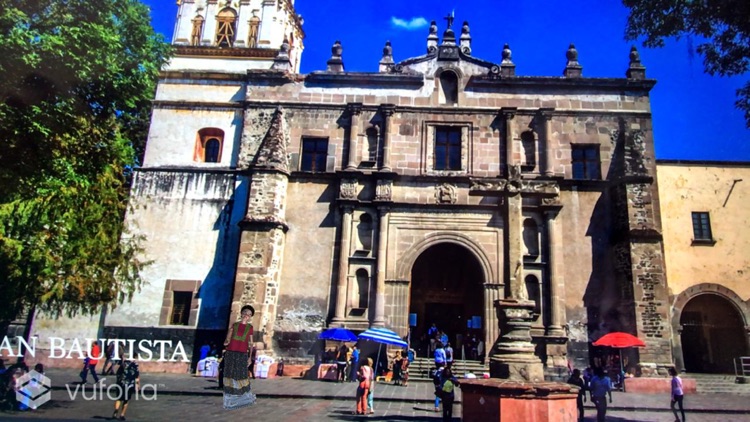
[657,160,750,374]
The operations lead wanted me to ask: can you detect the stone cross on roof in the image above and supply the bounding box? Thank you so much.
[444,11,454,29]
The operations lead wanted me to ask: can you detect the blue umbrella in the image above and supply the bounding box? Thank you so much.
[319,327,357,342]
[358,327,407,378]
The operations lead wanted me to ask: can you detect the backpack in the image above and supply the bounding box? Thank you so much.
[442,379,455,394]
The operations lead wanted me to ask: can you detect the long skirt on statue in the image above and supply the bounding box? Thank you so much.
[223,350,256,409]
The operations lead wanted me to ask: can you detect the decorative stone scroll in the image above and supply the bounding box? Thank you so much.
[435,183,457,204]
[340,178,357,200]
[375,179,392,202]
[470,178,560,196]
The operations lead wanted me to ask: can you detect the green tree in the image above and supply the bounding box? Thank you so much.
[623,0,750,127]
[0,0,171,335]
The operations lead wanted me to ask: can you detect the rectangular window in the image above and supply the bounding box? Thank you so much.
[300,137,329,172]
[691,212,713,241]
[170,291,193,326]
[435,127,462,170]
[571,145,601,179]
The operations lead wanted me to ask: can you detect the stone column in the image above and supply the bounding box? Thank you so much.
[332,205,353,325]
[373,207,390,327]
[540,108,555,177]
[484,283,503,357]
[545,208,565,337]
[345,103,362,171]
[380,104,395,172]
[501,108,517,176]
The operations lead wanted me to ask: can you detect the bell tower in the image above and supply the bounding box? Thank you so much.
[169,0,304,73]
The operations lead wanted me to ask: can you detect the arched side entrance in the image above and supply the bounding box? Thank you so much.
[672,284,750,373]
[409,243,486,360]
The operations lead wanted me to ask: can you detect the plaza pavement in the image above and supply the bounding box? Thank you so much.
[2,368,750,421]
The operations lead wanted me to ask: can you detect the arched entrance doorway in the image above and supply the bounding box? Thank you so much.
[409,243,485,360]
[680,294,747,373]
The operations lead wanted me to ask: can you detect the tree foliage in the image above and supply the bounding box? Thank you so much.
[623,0,750,127]
[0,0,171,329]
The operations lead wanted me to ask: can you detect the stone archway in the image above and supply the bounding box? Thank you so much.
[672,284,750,373]
[408,242,487,361]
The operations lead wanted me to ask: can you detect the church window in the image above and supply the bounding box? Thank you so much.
[204,138,221,163]
[521,130,536,172]
[439,70,459,105]
[248,16,260,48]
[191,15,205,46]
[170,291,193,325]
[691,212,714,243]
[215,8,237,47]
[571,144,601,179]
[435,126,462,170]
[194,128,224,163]
[160,279,200,326]
[300,137,328,172]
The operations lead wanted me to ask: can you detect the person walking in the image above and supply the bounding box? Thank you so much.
[355,357,373,415]
[432,365,445,412]
[112,355,139,421]
[434,342,446,369]
[589,367,612,422]
[400,350,410,387]
[567,368,587,421]
[221,304,256,409]
[80,342,101,384]
[439,366,459,421]
[102,341,116,376]
[670,367,686,422]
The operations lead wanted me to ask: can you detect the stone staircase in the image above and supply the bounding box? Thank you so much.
[407,357,489,382]
[687,373,750,394]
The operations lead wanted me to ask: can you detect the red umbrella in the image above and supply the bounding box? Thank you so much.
[593,332,646,348]
[593,332,646,380]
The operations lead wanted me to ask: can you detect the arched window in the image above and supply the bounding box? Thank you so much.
[439,70,459,105]
[215,8,237,47]
[205,138,221,163]
[356,213,373,252]
[355,269,370,309]
[191,15,204,46]
[194,128,224,163]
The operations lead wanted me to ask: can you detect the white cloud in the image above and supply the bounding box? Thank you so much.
[390,16,429,31]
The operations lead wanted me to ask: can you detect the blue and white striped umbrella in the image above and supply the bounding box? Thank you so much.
[358,327,407,348]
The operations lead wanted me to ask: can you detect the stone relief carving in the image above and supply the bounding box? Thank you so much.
[435,183,457,204]
[470,178,559,196]
[375,179,392,201]
[340,179,357,199]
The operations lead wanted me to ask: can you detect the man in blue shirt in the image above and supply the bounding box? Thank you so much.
[589,367,612,422]
[349,345,360,382]
[434,342,446,369]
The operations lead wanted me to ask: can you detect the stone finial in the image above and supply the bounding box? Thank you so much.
[427,20,438,53]
[327,40,344,72]
[500,43,515,77]
[563,43,583,78]
[459,21,471,55]
[379,40,394,73]
[271,36,291,70]
[626,46,646,80]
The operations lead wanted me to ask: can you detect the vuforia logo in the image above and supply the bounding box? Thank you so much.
[65,381,158,401]
[16,370,52,409]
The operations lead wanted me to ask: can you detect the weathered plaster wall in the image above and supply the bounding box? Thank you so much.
[657,163,750,299]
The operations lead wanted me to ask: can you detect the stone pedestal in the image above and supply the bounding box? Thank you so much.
[489,299,545,383]
[460,379,579,422]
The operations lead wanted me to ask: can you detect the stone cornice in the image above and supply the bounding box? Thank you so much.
[467,75,657,93]
[305,71,424,88]
[174,45,280,59]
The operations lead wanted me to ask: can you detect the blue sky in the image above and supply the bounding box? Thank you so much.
[144,0,749,162]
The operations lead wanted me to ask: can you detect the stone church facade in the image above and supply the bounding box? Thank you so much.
[26,1,682,376]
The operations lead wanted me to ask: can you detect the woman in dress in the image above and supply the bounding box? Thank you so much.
[222,305,257,410]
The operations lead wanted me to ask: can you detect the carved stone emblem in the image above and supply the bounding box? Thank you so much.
[340,179,357,200]
[375,179,392,202]
[435,183,457,204]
